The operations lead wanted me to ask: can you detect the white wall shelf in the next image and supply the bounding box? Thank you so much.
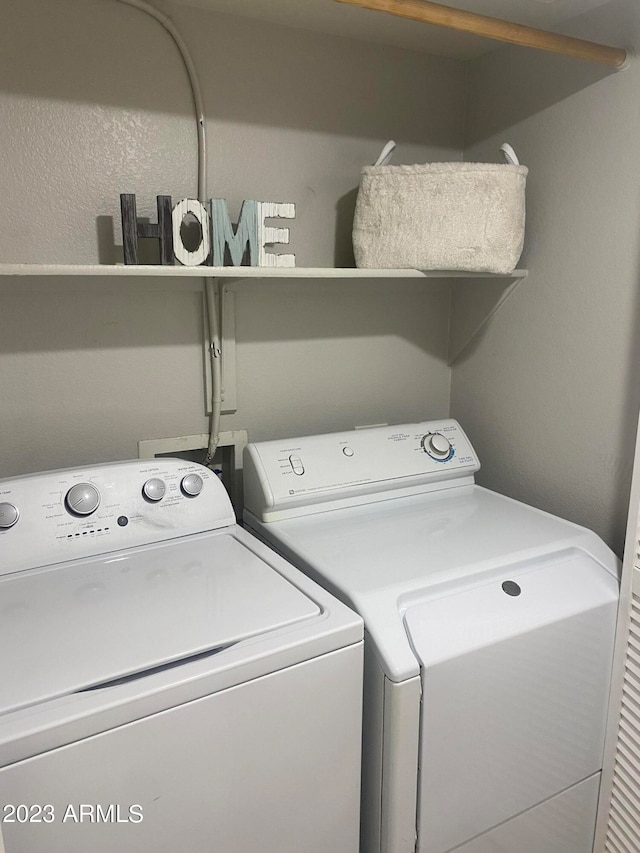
[0,264,527,280]
[0,264,527,363]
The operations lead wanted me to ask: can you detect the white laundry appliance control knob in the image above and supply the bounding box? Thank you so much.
[421,432,452,459]
[0,502,19,529]
[288,455,305,475]
[181,473,204,497]
[65,483,101,516]
[143,478,166,502]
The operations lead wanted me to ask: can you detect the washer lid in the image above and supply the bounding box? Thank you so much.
[0,530,320,716]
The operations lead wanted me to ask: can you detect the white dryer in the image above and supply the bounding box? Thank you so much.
[243,419,620,853]
[0,459,363,853]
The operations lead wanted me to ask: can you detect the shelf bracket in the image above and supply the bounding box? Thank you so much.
[335,0,628,69]
[448,271,527,365]
[203,282,237,414]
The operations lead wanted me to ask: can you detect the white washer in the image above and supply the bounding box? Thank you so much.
[243,420,620,853]
[0,459,363,853]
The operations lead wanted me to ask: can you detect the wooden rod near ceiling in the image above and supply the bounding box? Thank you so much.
[335,0,628,68]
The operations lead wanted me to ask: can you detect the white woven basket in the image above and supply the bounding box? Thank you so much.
[352,146,527,273]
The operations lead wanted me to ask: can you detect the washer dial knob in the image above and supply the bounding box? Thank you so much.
[143,478,166,502]
[181,473,204,497]
[65,483,101,516]
[421,432,453,460]
[0,502,19,529]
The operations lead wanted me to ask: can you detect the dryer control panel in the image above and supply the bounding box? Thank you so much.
[244,419,480,521]
[0,459,235,576]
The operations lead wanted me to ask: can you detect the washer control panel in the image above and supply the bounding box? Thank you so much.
[0,459,234,576]
[244,419,480,520]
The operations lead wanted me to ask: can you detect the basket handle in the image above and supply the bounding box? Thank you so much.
[372,140,519,166]
[500,143,520,165]
[374,140,397,166]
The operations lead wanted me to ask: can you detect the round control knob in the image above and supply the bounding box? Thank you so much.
[181,473,204,497]
[422,432,452,459]
[143,477,166,502]
[0,502,19,529]
[65,483,101,516]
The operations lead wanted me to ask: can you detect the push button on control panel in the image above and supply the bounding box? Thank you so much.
[289,455,305,475]
[342,447,354,457]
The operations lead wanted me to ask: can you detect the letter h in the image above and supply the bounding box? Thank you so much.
[120,194,174,265]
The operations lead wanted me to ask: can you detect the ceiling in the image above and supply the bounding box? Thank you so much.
[166,0,615,59]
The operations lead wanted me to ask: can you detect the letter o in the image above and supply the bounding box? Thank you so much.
[172,199,211,266]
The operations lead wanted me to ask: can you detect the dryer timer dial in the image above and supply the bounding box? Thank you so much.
[421,432,453,460]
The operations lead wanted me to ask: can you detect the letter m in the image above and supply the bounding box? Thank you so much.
[210,199,258,267]
[97,804,115,822]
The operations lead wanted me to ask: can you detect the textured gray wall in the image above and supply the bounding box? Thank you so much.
[452,0,640,555]
[0,0,465,477]
[9,0,633,555]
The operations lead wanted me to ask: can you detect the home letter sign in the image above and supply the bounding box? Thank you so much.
[120,194,295,267]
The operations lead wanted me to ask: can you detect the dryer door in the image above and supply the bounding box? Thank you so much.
[403,551,618,853]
